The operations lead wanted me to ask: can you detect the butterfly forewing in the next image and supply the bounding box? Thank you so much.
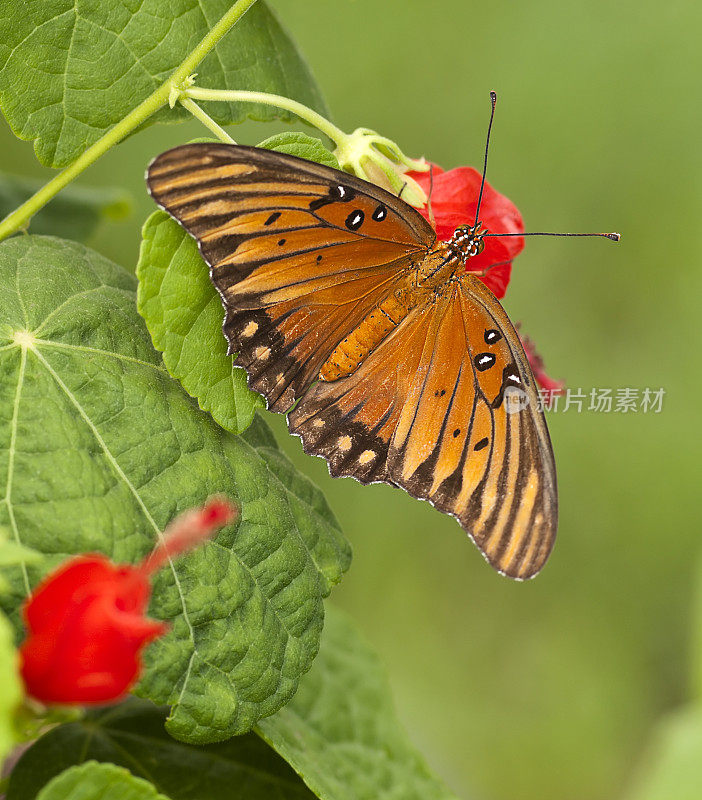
[147,143,557,578]
[147,144,435,411]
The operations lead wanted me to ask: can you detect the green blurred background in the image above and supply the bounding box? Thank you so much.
[2,1,700,798]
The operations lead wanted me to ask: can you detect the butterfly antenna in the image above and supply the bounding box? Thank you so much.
[474,90,497,225]
[427,163,436,229]
[471,91,619,243]
[484,231,620,241]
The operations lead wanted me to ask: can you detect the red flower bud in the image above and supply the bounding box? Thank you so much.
[408,163,524,299]
[19,556,166,705]
[19,497,238,706]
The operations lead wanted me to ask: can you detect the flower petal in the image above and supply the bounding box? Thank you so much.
[408,163,524,298]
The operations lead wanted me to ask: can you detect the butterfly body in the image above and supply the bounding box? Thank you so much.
[319,279,417,381]
[147,143,557,579]
[321,230,485,381]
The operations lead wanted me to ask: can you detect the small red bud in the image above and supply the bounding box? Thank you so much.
[141,496,238,575]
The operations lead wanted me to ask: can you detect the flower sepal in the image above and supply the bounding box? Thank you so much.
[333,128,429,207]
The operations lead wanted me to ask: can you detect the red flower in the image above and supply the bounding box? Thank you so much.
[408,163,524,298]
[19,498,237,706]
[19,555,166,705]
[407,162,563,396]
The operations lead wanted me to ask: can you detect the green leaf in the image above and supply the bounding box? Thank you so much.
[258,606,460,800]
[257,133,340,169]
[7,699,315,800]
[0,608,22,765]
[35,762,171,800]
[137,212,264,435]
[0,173,131,242]
[0,1,328,168]
[0,235,350,742]
[137,134,338,436]
[624,707,702,800]
[242,425,350,592]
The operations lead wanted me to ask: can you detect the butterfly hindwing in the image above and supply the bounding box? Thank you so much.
[290,273,556,579]
[147,144,435,411]
[287,294,435,484]
[389,274,557,578]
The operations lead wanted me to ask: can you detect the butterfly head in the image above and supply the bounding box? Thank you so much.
[448,223,488,261]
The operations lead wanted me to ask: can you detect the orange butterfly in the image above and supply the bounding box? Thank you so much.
[146,105,615,579]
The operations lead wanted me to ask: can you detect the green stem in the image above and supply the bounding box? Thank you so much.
[185,87,348,146]
[0,92,169,241]
[0,0,258,242]
[180,97,237,144]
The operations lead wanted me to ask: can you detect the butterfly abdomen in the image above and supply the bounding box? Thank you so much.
[320,287,418,382]
[319,246,460,383]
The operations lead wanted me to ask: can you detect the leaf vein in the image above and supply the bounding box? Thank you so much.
[2,345,30,594]
[35,339,167,373]
[29,347,198,663]
[33,285,121,336]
